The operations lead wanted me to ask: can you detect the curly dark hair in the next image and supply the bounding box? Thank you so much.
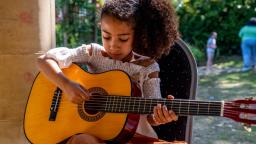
[101,0,179,59]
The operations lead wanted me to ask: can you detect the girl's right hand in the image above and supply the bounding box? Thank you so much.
[62,80,91,104]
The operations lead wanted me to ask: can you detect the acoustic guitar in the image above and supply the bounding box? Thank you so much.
[24,64,256,144]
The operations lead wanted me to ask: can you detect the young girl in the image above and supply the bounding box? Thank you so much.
[206,32,218,73]
[37,0,180,143]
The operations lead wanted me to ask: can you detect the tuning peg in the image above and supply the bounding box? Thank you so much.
[243,123,252,132]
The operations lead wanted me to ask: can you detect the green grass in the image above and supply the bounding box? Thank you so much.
[199,71,256,100]
[192,57,256,144]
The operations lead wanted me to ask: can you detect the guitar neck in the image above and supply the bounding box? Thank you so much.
[85,96,224,117]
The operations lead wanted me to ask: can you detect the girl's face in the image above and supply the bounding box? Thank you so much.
[100,15,134,61]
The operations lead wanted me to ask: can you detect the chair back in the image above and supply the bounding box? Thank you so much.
[155,39,197,144]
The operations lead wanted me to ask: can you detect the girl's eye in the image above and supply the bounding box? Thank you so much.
[103,36,110,40]
[119,38,128,42]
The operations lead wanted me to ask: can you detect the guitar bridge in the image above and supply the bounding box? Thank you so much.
[49,88,62,121]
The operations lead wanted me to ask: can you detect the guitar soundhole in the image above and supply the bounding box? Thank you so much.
[77,87,108,122]
[86,92,101,115]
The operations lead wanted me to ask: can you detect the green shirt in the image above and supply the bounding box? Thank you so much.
[239,26,256,41]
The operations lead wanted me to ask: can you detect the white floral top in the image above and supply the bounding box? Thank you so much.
[45,43,162,138]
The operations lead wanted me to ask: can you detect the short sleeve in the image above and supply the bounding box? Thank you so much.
[143,78,161,99]
[45,45,90,68]
[142,62,161,99]
[212,39,216,45]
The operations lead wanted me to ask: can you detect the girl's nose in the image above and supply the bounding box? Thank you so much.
[110,39,119,49]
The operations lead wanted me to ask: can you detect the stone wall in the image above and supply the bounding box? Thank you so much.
[0,0,55,143]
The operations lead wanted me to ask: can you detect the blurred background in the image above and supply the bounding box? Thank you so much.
[55,0,256,65]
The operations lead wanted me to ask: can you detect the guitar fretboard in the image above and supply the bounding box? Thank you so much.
[84,96,223,116]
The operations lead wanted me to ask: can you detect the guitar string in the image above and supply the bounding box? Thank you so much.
[56,101,226,109]
[25,97,255,122]
[26,102,253,119]
[56,99,242,111]
[89,100,223,106]
[25,108,220,118]
[52,93,252,104]
[52,95,248,107]
[57,96,225,105]
[56,99,243,110]
[53,102,241,115]
[45,96,254,117]
[53,106,223,114]
[56,102,242,110]
[55,105,223,113]
[25,109,246,119]
[58,101,224,110]
[58,100,241,109]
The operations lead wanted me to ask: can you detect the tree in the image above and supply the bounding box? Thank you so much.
[176,0,256,57]
[55,0,101,47]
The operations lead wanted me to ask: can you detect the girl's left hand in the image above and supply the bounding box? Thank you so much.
[148,95,178,126]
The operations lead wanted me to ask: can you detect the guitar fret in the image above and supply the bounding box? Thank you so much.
[109,96,113,112]
[115,97,118,112]
[123,97,126,113]
[127,97,131,112]
[112,96,116,112]
[137,98,141,113]
[132,98,135,112]
[118,97,121,112]
[188,100,190,115]
[143,99,146,113]
[178,99,181,115]
[208,102,210,115]
[118,97,121,113]
[120,97,123,112]
[197,102,199,115]
[171,100,173,111]
[105,96,108,112]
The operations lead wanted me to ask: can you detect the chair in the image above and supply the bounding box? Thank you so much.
[154,39,198,144]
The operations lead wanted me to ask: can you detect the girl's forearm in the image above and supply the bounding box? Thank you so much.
[37,55,70,90]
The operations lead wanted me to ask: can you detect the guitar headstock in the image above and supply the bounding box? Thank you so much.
[224,98,256,125]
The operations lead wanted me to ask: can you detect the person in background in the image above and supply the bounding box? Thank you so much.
[239,17,256,72]
[206,31,218,73]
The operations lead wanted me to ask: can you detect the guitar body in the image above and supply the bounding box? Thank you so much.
[24,64,140,144]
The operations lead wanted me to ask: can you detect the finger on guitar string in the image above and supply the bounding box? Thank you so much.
[156,104,167,123]
[79,85,91,101]
[153,104,163,124]
[167,95,174,100]
[162,105,174,122]
[168,110,178,121]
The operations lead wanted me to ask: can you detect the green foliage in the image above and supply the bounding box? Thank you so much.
[55,0,256,62]
[55,0,100,47]
[176,0,256,60]
[188,44,205,64]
